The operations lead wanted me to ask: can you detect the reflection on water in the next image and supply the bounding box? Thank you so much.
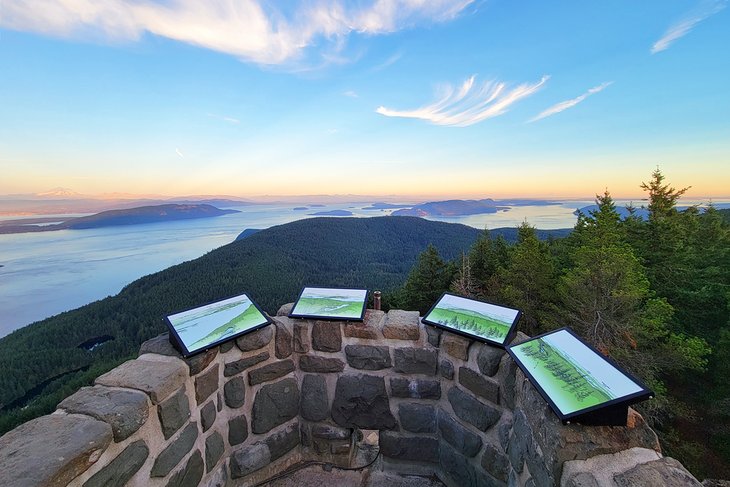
[0,198,723,337]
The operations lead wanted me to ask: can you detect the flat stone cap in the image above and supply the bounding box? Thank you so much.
[95,358,187,404]
[0,413,112,487]
[58,385,149,442]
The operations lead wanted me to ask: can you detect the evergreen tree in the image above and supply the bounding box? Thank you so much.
[398,244,453,314]
[469,229,509,300]
[498,222,557,335]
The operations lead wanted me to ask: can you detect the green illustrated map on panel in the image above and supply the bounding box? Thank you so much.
[510,329,644,415]
[167,294,268,353]
[291,287,367,319]
[424,294,518,344]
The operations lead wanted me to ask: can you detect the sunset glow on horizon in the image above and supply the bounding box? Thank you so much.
[1,1,728,200]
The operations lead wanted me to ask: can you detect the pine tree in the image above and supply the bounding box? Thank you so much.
[498,222,557,335]
[398,244,453,314]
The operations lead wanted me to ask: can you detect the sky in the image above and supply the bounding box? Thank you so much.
[1,0,728,199]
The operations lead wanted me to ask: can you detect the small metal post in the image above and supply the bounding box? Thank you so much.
[373,291,382,311]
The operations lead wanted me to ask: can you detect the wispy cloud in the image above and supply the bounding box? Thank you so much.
[376,75,549,127]
[1,1,474,65]
[175,148,184,158]
[207,113,240,124]
[528,82,612,123]
[343,91,359,98]
[371,51,403,71]
[651,0,726,54]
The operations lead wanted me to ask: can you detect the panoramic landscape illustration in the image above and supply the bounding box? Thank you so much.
[290,287,368,320]
[509,329,647,417]
[423,293,520,345]
[166,293,269,355]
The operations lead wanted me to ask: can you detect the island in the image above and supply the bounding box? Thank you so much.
[391,198,509,217]
[309,210,354,216]
[0,204,240,234]
[361,202,414,210]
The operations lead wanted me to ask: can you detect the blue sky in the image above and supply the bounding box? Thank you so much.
[1,0,728,198]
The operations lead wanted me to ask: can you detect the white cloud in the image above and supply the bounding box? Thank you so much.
[207,113,241,124]
[343,91,359,98]
[175,148,184,158]
[1,0,474,65]
[371,51,403,71]
[528,81,612,123]
[651,0,726,54]
[376,75,549,127]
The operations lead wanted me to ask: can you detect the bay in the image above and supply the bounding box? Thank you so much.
[0,198,718,338]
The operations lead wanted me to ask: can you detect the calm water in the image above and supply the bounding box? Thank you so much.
[0,198,720,337]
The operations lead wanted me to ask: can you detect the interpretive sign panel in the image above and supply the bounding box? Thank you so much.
[165,293,270,357]
[421,293,520,347]
[507,327,653,424]
[289,287,368,321]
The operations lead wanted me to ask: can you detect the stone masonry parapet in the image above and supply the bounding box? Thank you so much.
[0,305,703,487]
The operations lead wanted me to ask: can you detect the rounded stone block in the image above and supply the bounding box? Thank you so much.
[301,374,329,422]
[150,422,199,478]
[299,355,345,373]
[459,366,500,404]
[230,443,271,479]
[331,374,396,430]
[59,385,149,442]
[251,378,300,434]
[228,415,249,446]
[447,386,501,431]
[312,321,342,352]
[441,333,471,361]
[394,347,438,375]
[344,344,392,370]
[437,408,483,457]
[383,310,421,340]
[95,358,187,405]
[272,317,294,359]
[139,333,218,376]
[205,431,225,473]
[248,359,295,386]
[0,414,113,487]
[236,326,273,352]
[380,432,438,463]
[224,376,246,408]
[83,440,149,487]
[158,387,192,439]
[195,364,220,405]
[399,403,436,433]
[224,351,269,377]
[477,344,505,377]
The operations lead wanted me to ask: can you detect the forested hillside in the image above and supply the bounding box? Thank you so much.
[394,170,730,479]
[2,216,569,435]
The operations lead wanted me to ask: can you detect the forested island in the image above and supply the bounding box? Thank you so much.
[0,204,239,234]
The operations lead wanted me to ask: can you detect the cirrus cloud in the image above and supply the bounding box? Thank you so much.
[651,0,726,54]
[1,0,475,66]
[528,82,613,123]
[376,75,549,127]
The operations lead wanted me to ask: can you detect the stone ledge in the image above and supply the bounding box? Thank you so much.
[95,358,187,404]
[58,386,150,442]
[561,447,694,487]
[0,413,113,487]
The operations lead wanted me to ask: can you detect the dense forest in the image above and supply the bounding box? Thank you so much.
[393,170,730,479]
[0,216,569,436]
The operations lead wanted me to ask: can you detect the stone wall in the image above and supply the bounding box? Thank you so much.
[0,305,704,487]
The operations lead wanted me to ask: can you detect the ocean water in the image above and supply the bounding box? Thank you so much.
[0,198,722,337]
